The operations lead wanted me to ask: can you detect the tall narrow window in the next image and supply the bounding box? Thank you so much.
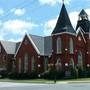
[24,53,28,73]
[78,51,83,69]
[18,58,21,73]
[57,37,62,54]
[2,55,6,69]
[55,58,62,71]
[31,56,35,71]
[69,58,74,69]
[69,38,74,54]
[44,57,48,71]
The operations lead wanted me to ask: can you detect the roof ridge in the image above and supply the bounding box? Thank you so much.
[29,34,44,38]
[29,34,51,38]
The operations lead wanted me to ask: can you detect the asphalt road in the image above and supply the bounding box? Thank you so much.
[0,82,90,90]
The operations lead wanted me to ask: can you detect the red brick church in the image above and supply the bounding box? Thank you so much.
[0,3,90,77]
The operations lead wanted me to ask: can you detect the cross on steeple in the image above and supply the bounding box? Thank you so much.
[62,0,64,3]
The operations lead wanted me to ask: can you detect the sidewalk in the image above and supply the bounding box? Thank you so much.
[0,82,47,88]
[57,79,90,84]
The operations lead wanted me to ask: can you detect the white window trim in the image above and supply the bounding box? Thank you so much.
[55,58,62,71]
[69,38,74,54]
[69,58,74,68]
[44,57,48,71]
[57,37,62,54]
[78,51,83,69]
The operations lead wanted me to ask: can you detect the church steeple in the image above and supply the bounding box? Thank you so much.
[52,3,75,34]
[76,9,90,33]
[79,9,88,20]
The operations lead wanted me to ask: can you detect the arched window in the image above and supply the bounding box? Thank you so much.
[69,58,74,69]
[24,53,28,73]
[44,57,48,71]
[18,58,21,73]
[78,51,83,69]
[55,58,62,71]
[69,38,74,54]
[31,56,35,71]
[57,37,62,54]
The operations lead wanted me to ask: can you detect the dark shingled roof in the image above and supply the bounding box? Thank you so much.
[79,9,88,17]
[76,19,90,32]
[76,9,90,33]
[52,3,75,34]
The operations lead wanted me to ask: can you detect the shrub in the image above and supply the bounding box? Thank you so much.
[41,70,64,80]
[0,70,7,78]
[8,71,38,79]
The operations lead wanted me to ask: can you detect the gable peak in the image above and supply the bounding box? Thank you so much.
[79,9,88,20]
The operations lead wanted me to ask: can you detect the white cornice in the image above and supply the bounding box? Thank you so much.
[51,32,76,36]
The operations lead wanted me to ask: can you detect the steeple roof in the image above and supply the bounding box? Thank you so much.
[52,3,75,34]
[76,9,90,33]
[79,9,88,17]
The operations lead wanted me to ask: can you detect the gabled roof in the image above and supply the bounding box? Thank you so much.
[0,40,20,54]
[28,34,52,56]
[79,9,88,17]
[52,3,75,34]
[76,9,90,33]
[76,19,90,33]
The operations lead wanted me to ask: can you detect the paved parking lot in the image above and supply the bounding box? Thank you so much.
[0,82,90,90]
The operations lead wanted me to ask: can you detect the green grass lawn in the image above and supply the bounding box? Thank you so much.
[0,78,90,83]
[0,78,54,84]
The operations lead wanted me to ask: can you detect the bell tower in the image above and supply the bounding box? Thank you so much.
[79,9,88,20]
[51,0,76,75]
[76,9,90,67]
[76,9,90,33]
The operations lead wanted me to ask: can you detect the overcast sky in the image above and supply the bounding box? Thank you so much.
[0,0,90,42]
